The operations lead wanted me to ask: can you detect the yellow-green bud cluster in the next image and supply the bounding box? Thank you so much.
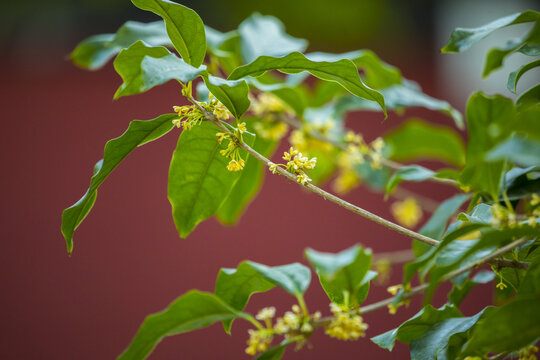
[518,344,539,360]
[216,122,247,172]
[251,93,291,140]
[385,284,410,314]
[172,105,205,130]
[267,147,317,185]
[325,303,368,341]
[209,93,232,120]
[390,197,423,228]
[245,329,273,356]
[289,119,334,154]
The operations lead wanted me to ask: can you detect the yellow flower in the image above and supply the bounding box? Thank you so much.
[325,303,368,341]
[227,159,244,172]
[255,307,276,321]
[245,329,272,355]
[371,137,385,151]
[213,103,231,120]
[268,162,279,174]
[496,280,507,290]
[386,284,403,296]
[296,173,311,185]
[172,118,182,128]
[237,122,247,133]
[391,197,423,228]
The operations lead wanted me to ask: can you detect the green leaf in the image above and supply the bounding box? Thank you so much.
[305,50,402,89]
[202,75,250,119]
[214,262,275,333]
[167,122,253,238]
[463,298,540,355]
[246,262,311,296]
[457,203,493,224]
[507,59,540,93]
[216,118,277,225]
[518,261,540,299]
[117,291,246,360]
[305,245,373,307]
[131,0,206,67]
[486,135,540,167]
[371,304,462,351]
[62,113,177,254]
[245,78,308,116]
[113,41,206,99]
[409,308,489,360]
[237,13,308,63]
[71,21,171,70]
[441,10,540,53]
[386,166,435,195]
[448,270,495,306]
[255,340,293,360]
[460,93,516,199]
[228,52,387,117]
[517,83,540,108]
[384,119,466,167]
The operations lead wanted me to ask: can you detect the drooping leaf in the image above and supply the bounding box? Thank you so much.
[255,340,293,360]
[517,83,540,108]
[216,118,278,225]
[202,75,250,119]
[131,0,206,67]
[246,262,311,296]
[214,262,275,333]
[486,134,540,167]
[237,13,308,63]
[228,52,387,117]
[371,304,462,351]
[167,122,253,238]
[386,165,435,195]
[441,10,540,53]
[117,291,246,360]
[113,41,207,99]
[305,245,374,307]
[383,119,466,167]
[71,21,170,70]
[62,113,177,254]
[460,93,516,199]
[507,59,540,93]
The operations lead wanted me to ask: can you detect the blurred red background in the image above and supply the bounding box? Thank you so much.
[1,0,535,359]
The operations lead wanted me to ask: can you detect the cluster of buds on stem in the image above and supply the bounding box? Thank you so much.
[386,284,411,314]
[267,147,317,185]
[216,122,247,172]
[172,92,232,130]
[251,93,291,140]
[324,303,368,341]
[289,119,335,154]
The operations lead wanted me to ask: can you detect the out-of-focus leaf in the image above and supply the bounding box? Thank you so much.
[117,291,246,360]
[517,83,540,108]
[441,10,540,53]
[202,75,250,119]
[507,58,540,93]
[228,52,387,117]
[305,246,374,306]
[168,122,253,238]
[113,41,206,99]
[457,203,492,224]
[71,21,170,70]
[238,13,308,63]
[384,119,466,167]
[486,135,540,167]
[255,340,293,360]
[246,262,311,296]
[214,262,275,333]
[448,270,495,306]
[62,113,177,254]
[131,0,206,67]
[386,165,435,194]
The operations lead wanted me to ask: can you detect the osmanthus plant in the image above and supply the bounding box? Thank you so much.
[62,1,540,358]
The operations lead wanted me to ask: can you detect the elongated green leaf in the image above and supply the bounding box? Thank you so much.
[228,52,386,117]
[457,203,493,224]
[507,59,540,94]
[371,304,462,351]
[305,50,402,89]
[214,262,275,333]
[246,262,311,296]
[305,245,373,307]
[463,298,540,355]
[238,13,308,63]
[62,113,177,254]
[114,41,206,99]
[386,166,435,194]
[448,270,495,306]
[384,119,466,167]
[203,75,250,119]
[71,21,170,70]
[486,135,540,167]
[409,308,489,360]
[118,291,246,360]
[482,24,540,78]
[131,0,206,67]
[255,340,293,360]
[216,119,277,225]
[168,122,253,238]
[517,83,540,108]
[441,10,540,53]
[460,93,516,199]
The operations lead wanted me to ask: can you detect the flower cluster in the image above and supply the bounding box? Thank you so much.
[216,122,247,172]
[386,284,411,314]
[245,305,320,356]
[267,147,317,185]
[391,197,423,228]
[324,303,368,341]
[289,119,334,154]
[251,93,291,140]
[171,93,231,130]
[518,344,538,360]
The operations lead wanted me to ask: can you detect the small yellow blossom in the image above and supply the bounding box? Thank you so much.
[252,93,290,116]
[245,329,273,355]
[387,303,400,315]
[496,280,507,290]
[237,122,247,133]
[518,344,539,360]
[255,307,276,321]
[375,259,391,285]
[297,173,311,185]
[333,171,360,195]
[227,159,244,171]
[371,137,385,151]
[386,284,403,296]
[529,217,537,227]
[268,162,279,174]
[325,303,368,341]
[391,197,423,228]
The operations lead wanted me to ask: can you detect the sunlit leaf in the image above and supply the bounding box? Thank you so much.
[203,75,250,119]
